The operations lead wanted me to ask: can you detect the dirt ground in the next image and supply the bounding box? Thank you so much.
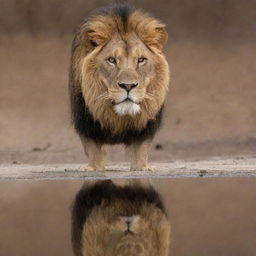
[1,1,256,255]
[0,36,256,164]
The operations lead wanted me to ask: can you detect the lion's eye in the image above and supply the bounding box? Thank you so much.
[138,57,147,64]
[106,57,116,64]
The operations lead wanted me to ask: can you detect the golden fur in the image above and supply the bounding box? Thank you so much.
[83,202,170,256]
[70,8,169,134]
[72,180,171,256]
[69,5,170,171]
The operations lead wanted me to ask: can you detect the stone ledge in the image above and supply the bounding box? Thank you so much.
[1,157,256,180]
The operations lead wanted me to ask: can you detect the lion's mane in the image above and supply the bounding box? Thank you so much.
[71,180,170,256]
[69,4,169,144]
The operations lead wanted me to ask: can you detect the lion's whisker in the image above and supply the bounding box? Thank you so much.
[146,92,155,97]
[145,93,154,100]
[94,92,111,102]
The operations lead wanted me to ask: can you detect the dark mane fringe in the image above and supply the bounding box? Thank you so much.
[90,3,134,25]
[71,180,167,255]
[70,92,163,145]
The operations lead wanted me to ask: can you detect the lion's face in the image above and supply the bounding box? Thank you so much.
[96,33,155,116]
[83,204,170,256]
[76,9,169,132]
[106,215,151,256]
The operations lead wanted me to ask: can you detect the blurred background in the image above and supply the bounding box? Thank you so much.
[0,0,256,255]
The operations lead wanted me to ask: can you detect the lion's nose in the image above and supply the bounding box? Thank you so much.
[120,216,135,230]
[122,216,134,225]
[118,82,138,92]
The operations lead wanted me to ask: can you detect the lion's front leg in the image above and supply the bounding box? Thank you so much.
[80,136,106,171]
[128,140,153,171]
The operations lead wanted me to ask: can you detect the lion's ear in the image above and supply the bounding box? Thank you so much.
[135,22,168,51]
[86,30,109,47]
[144,26,168,50]
[155,27,168,49]
[84,18,114,49]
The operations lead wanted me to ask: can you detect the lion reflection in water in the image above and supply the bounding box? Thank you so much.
[71,180,171,256]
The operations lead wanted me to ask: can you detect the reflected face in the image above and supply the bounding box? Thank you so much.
[106,214,150,256]
[75,181,171,256]
[82,203,170,256]
[96,33,155,116]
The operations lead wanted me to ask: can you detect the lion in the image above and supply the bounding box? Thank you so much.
[69,4,169,171]
[71,180,171,256]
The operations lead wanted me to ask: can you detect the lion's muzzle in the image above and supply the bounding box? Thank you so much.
[113,100,141,116]
[118,82,138,92]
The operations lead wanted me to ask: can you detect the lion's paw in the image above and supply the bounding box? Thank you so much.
[79,165,105,172]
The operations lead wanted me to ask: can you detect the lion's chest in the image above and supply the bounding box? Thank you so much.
[82,105,163,145]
